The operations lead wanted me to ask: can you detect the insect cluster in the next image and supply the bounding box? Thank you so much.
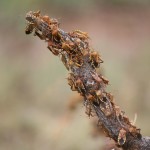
[25,11,103,70]
[25,11,106,116]
[25,11,142,146]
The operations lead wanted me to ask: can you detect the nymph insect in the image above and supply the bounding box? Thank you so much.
[90,72,102,83]
[95,90,102,98]
[86,93,95,102]
[90,51,103,68]
[118,128,126,146]
[73,30,89,40]
[25,23,34,34]
[85,103,95,118]
[51,24,59,37]
[100,100,112,116]
[101,76,109,85]
[42,15,51,24]
[84,95,96,118]
[47,46,60,56]
[129,126,141,139]
[75,78,86,94]
[115,105,125,127]
[67,73,76,91]
[33,10,41,17]
[68,59,83,68]
[62,42,72,52]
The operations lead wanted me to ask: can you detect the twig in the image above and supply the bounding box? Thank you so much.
[25,11,150,150]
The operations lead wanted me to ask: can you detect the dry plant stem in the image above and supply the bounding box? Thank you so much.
[25,11,150,150]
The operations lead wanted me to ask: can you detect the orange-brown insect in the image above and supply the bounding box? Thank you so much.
[129,126,137,134]
[73,30,89,40]
[68,59,83,68]
[100,101,112,116]
[51,25,59,36]
[67,73,76,91]
[95,90,102,98]
[90,72,102,83]
[68,41,74,48]
[42,15,51,24]
[101,76,109,85]
[47,46,60,56]
[84,97,96,118]
[75,61,83,67]
[75,38,81,44]
[129,126,141,138]
[86,94,95,102]
[106,92,114,103]
[85,104,95,118]
[25,11,41,35]
[25,23,34,34]
[62,42,72,52]
[48,24,60,42]
[74,39,88,54]
[90,51,103,68]
[33,10,41,17]
[75,78,86,93]
[47,40,61,55]
[115,105,125,127]
[94,90,102,105]
[115,106,122,117]
[67,60,74,67]
[82,50,89,57]
[51,18,59,25]
[118,128,126,146]
[62,40,77,56]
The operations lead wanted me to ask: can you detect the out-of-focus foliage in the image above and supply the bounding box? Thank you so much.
[0,0,150,150]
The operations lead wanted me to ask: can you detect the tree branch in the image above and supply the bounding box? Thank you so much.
[25,11,150,150]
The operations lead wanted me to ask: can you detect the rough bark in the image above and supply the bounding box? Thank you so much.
[25,11,150,150]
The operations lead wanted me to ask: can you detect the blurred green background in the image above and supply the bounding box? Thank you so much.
[0,0,150,150]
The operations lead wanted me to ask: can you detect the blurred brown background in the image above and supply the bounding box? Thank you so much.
[0,0,150,150]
